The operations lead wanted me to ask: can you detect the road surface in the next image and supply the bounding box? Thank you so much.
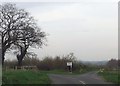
[48,71,112,84]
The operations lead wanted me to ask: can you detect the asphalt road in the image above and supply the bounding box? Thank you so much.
[48,71,112,84]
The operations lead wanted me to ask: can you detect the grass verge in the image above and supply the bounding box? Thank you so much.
[2,69,93,85]
[2,70,51,85]
[98,70,120,84]
[39,69,90,75]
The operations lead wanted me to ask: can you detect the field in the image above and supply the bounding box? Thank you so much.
[2,70,51,85]
[98,70,120,84]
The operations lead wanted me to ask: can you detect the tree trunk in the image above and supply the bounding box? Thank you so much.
[17,55,23,67]
[17,48,27,66]
[2,46,5,65]
[17,56,22,66]
[2,52,5,65]
[1,35,4,65]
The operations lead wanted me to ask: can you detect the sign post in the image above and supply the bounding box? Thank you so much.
[67,62,72,73]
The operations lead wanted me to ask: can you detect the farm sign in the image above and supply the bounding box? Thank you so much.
[67,62,72,67]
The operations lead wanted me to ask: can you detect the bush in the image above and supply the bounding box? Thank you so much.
[37,53,84,72]
[4,53,84,72]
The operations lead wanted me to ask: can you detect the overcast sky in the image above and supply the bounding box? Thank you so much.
[2,0,118,61]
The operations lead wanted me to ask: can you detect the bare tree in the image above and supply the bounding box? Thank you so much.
[14,27,46,66]
[0,3,46,65]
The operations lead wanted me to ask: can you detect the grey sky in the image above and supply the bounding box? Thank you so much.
[2,0,118,61]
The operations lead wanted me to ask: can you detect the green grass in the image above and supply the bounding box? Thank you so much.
[98,70,120,84]
[2,69,83,85]
[3,70,51,85]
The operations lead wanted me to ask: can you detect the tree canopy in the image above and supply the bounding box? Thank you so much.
[0,3,46,65]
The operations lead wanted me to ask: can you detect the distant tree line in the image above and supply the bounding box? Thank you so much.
[4,53,88,71]
[105,59,120,70]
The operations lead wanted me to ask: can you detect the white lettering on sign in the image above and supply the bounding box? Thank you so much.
[67,62,72,66]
